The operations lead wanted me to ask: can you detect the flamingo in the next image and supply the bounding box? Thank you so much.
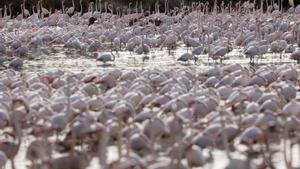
[244,45,259,64]
[8,3,12,19]
[3,5,7,19]
[9,57,23,71]
[26,139,51,168]
[270,39,287,61]
[162,33,178,55]
[28,5,39,22]
[61,0,65,14]
[127,2,132,14]
[79,0,83,16]
[258,44,269,61]
[99,0,102,14]
[23,0,30,18]
[291,49,300,63]
[211,45,232,64]
[108,3,114,16]
[192,45,204,59]
[0,151,7,169]
[66,0,75,16]
[185,35,201,48]
[95,0,99,12]
[135,35,150,55]
[15,46,29,57]
[96,52,116,65]
[0,43,5,54]
[177,52,198,64]
[40,0,50,18]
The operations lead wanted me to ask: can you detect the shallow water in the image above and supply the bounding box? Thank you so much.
[2,44,297,73]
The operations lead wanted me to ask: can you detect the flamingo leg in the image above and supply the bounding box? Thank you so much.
[280,52,282,63]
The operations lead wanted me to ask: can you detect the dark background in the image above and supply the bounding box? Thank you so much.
[0,0,299,17]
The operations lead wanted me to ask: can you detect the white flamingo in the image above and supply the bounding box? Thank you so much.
[270,39,287,61]
[244,45,259,64]
[66,0,75,16]
[40,0,50,18]
[0,151,7,169]
[23,0,30,18]
[96,52,116,64]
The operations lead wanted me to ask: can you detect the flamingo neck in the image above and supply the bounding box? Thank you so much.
[111,52,116,61]
[96,0,98,12]
[21,4,24,19]
[135,2,138,14]
[80,0,83,16]
[109,4,113,14]
[99,0,102,14]
[165,0,167,14]
[129,3,131,14]
[23,0,26,15]
[62,1,65,14]
[91,4,94,15]
[37,2,40,17]
[140,1,143,14]
[4,6,7,18]
[9,5,12,19]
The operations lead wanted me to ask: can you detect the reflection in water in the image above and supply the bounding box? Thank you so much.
[13,45,297,73]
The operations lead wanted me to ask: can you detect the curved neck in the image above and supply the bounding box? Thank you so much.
[111,52,116,61]
[108,4,113,14]
[80,0,83,16]
[23,0,27,17]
